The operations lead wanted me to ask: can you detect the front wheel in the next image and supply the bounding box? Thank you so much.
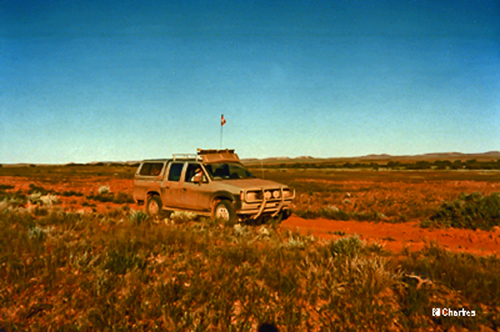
[146,196,163,218]
[212,200,237,224]
[273,210,291,224]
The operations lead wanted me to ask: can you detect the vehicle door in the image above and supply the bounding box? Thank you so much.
[161,162,186,208]
[134,162,166,200]
[181,162,212,211]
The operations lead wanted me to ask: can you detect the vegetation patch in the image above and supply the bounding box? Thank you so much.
[249,158,500,170]
[28,183,55,195]
[0,184,15,191]
[60,190,84,197]
[1,163,499,329]
[0,188,27,208]
[1,202,498,330]
[399,244,500,329]
[87,191,134,205]
[294,205,388,222]
[421,192,500,230]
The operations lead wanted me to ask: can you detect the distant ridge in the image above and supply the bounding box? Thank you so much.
[243,151,500,167]
[2,151,499,167]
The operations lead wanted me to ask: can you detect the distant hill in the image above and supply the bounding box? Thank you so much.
[242,151,500,168]
[2,151,499,168]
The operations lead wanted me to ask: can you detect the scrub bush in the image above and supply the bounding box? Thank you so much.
[422,192,500,230]
[1,207,498,331]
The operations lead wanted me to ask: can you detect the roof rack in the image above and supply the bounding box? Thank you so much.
[171,149,240,163]
[172,153,201,161]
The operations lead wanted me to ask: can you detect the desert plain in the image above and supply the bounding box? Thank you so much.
[1,155,499,330]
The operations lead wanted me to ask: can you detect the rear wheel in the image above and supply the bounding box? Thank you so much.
[146,196,162,218]
[213,200,237,224]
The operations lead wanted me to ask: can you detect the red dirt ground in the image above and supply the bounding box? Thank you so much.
[282,215,500,257]
[2,175,499,257]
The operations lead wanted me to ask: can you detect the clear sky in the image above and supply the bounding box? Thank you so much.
[1,0,499,163]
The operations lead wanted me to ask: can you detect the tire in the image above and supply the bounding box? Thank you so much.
[212,200,237,224]
[146,196,162,217]
[280,209,291,221]
[273,210,291,224]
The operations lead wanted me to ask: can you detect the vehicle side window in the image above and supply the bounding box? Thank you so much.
[168,163,184,182]
[139,163,164,176]
[185,163,207,183]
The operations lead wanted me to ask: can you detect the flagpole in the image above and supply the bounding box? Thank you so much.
[220,114,223,148]
[220,114,227,148]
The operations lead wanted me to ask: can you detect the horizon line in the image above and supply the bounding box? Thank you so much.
[2,150,499,166]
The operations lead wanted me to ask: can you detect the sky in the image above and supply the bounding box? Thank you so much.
[1,0,499,163]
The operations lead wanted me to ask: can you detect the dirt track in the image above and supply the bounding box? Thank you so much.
[282,215,500,256]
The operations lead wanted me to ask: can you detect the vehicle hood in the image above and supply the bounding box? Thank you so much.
[215,178,287,190]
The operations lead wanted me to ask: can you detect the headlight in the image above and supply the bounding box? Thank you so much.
[246,191,262,201]
[272,190,280,199]
[264,191,272,200]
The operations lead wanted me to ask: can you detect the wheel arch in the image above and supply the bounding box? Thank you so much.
[146,191,161,198]
[210,191,236,209]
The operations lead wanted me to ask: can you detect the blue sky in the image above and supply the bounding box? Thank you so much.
[1,0,499,163]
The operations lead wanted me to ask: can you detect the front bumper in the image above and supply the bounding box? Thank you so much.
[235,187,295,220]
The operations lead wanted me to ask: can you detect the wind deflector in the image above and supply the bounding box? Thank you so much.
[197,149,240,163]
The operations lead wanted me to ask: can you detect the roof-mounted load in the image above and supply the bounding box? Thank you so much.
[197,148,240,163]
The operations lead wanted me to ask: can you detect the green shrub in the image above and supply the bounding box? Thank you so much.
[129,210,149,225]
[170,211,199,224]
[400,243,500,313]
[104,249,147,275]
[294,206,388,222]
[422,192,500,230]
[28,183,54,195]
[113,192,134,204]
[0,184,14,191]
[81,201,97,208]
[87,191,134,204]
[0,190,27,208]
[61,190,84,197]
[325,234,364,257]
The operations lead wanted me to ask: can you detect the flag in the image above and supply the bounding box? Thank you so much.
[221,114,226,126]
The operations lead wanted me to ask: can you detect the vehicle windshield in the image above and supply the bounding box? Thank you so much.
[204,162,254,180]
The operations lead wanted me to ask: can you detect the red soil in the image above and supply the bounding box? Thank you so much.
[282,215,500,256]
[2,175,499,257]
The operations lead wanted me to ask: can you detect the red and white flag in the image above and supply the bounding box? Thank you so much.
[221,114,226,126]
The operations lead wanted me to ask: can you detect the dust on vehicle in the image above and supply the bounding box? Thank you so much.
[133,149,295,224]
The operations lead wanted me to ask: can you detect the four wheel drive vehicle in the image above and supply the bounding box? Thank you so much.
[133,149,295,223]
